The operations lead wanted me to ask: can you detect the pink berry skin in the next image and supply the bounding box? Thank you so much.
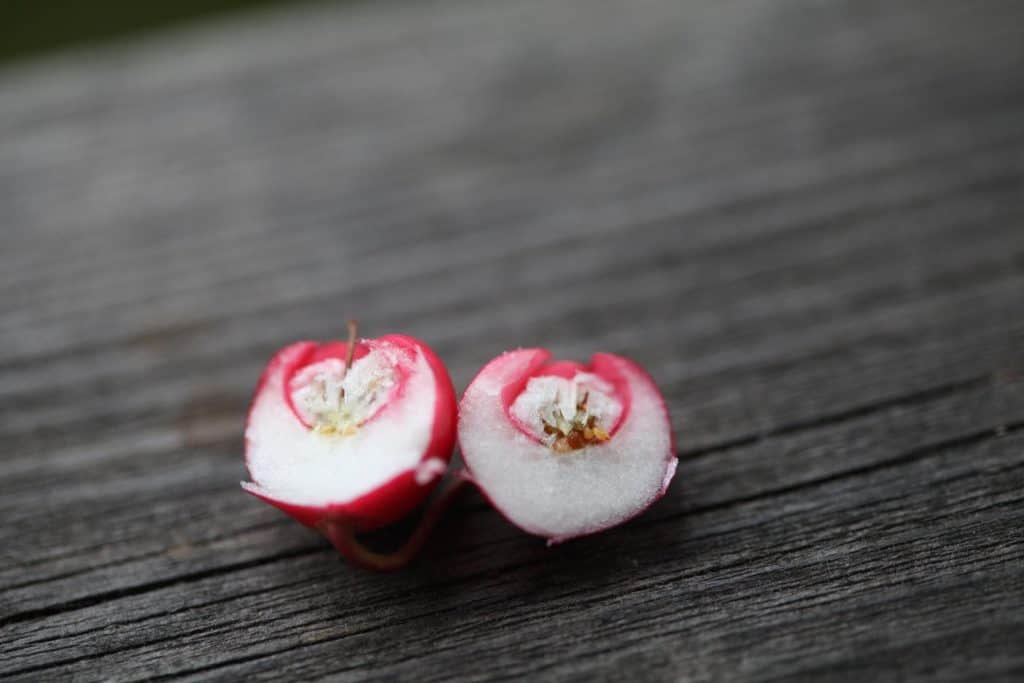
[242,334,457,533]
[458,348,676,544]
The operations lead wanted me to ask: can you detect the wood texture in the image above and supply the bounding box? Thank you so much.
[1,0,1023,680]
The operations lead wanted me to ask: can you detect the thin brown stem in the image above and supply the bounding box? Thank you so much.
[319,473,471,572]
[342,319,359,379]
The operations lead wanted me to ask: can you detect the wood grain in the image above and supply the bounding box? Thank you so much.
[1,0,1022,680]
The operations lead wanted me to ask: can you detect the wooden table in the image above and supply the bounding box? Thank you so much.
[2,0,1023,679]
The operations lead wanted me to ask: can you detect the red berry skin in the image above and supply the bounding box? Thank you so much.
[243,334,457,532]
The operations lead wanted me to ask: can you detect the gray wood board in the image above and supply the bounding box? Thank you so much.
[1,0,1023,680]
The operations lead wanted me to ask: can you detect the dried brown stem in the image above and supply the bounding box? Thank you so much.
[342,319,359,379]
[319,473,471,572]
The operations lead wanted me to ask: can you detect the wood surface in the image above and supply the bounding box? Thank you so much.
[1,0,1023,680]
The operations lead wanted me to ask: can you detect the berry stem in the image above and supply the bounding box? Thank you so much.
[342,319,359,379]
[319,472,471,572]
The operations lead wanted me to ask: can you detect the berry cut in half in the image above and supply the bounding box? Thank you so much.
[242,322,458,569]
[458,348,676,544]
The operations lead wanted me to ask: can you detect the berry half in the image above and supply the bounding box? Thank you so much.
[458,348,676,544]
[242,326,457,535]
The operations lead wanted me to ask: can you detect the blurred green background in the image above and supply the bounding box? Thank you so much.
[2,0,323,65]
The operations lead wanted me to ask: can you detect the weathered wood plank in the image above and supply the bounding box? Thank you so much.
[2,369,1022,674]
[3,85,1022,361]
[2,0,1023,679]
[2,409,1020,679]
[2,157,1021,451]
[2,0,1023,356]
[196,437,1024,683]
[1,245,1020,555]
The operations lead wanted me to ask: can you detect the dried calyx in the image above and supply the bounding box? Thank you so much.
[510,371,621,453]
[543,394,608,452]
[289,321,396,437]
